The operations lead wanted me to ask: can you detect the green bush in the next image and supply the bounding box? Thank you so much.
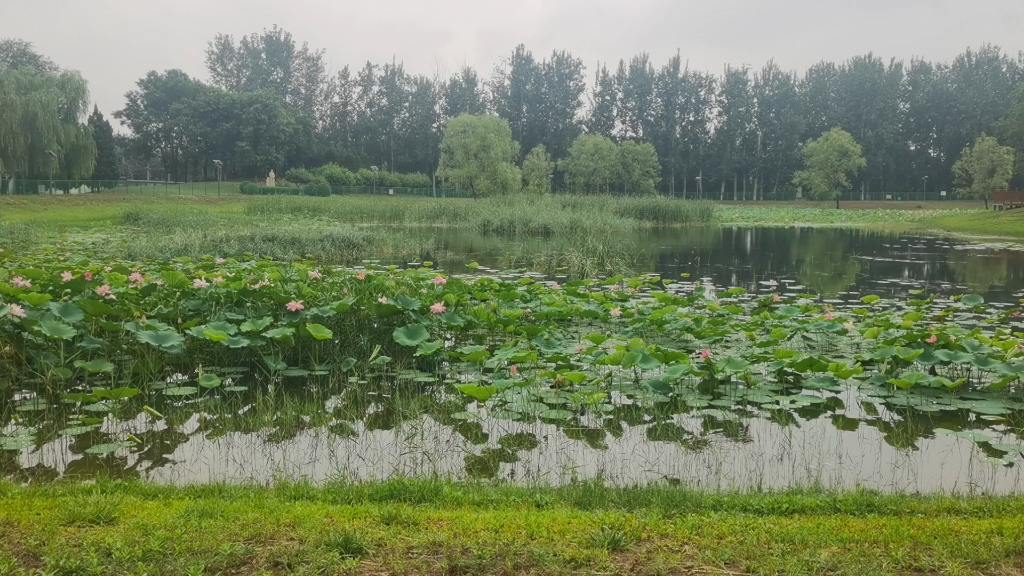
[239,181,257,195]
[318,163,355,187]
[284,167,326,185]
[400,172,432,189]
[302,184,332,197]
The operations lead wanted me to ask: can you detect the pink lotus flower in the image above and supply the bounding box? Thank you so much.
[213,277,224,284]
[308,269,322,280]
[193,278,210,289]
[949,335,956,342]
[356,272,367,280]
[609,307,622,317]
[432,276,447,285]
[551,283,561,290]
[825,312,835,321]
[1017,343,1023,351]
[699,349,711,359]
[509,364,518,376]
[430,302,446,314]
[60,271,73,282]
[103,266,112,273]
[8,303,26,318]
[95,284,116,300]
[10,276,31,289]
[925,334,938,344]
[378,296,389,304]
[772,294,781,302]
[843,321,855,331]
[128,272,144,284]
[216,258,226,265]
[84,271,93,281]
[611,284,621,291]
[286,300,305,312]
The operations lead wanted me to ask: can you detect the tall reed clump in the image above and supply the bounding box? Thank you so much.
[242,194,718,237]
[116,205,445,263]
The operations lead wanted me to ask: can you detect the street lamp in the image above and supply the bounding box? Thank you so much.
[213,160,223,195]
[921,175,928,201]
[371,166,379,194]
[45,150,57,194]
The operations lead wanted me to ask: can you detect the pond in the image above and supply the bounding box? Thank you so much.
[428,227,1024,303]
[2,226,1024,493]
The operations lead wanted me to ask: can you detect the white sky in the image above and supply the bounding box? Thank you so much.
[3,0,1023,121]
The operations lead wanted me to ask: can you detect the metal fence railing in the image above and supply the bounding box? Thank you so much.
[1,180,475,198]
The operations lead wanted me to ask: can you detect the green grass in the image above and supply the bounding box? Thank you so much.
[923,209,1024,237]
[0,479,1021,575]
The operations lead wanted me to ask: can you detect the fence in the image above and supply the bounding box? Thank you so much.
[1,179,474,198]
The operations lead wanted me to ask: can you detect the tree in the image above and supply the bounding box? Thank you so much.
[997,86,1024,186]
[436,114,520,197]
[617,140,661,195]
[792,127,866,208]
[443,66,486,119]
[205,26,327,118]
[522,144,553,194]
[952,134,1015,209]
[0,60,94,189]
[615,54,656,140]
[560,134,618,194]
[0,38,60,75]
[711,65,755,200]
[586,63,617,138]
[88,106,118,181]
[752,61,805,200]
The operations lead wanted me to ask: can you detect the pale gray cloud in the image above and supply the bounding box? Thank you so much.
[2,0,1022,120]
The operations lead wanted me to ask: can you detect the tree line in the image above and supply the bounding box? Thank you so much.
[3,30,1024,199]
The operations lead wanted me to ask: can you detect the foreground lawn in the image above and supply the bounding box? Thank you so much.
[0,480,1022,575]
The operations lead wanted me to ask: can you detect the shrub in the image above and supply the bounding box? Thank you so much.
[302,184,332,197]
[239,181,257,195]
[284,167,324,185]
[354,168,376,187]
[400,172,432,189]
[318,163,355,187]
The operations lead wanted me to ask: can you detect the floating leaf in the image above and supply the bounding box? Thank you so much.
[198,374,222,388]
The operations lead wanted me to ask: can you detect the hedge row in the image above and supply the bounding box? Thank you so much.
[239,182,330,197]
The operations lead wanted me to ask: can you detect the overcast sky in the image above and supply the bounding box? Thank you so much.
[3,0,1023,121]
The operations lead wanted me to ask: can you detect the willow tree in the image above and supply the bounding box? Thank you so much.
[0,64,95,191]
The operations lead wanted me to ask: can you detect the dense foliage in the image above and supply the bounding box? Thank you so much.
[953,134,1016,208]
[792,127,867,206]
[0,41,95,186]
[16,24,1010,198]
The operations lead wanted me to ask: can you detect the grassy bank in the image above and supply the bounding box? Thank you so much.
[0,193,1000,236]
[1,479,1022,575]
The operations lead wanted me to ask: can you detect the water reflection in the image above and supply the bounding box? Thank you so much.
[3,376,1023,493]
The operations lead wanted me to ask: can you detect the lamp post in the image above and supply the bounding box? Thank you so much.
[921,175,928,202]
[213,160,223,195]
[371,166,379,194]
[45,150,57,194]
